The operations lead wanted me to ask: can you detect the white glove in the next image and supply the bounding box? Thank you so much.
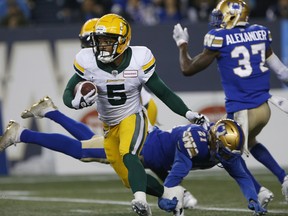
[185,110,210,130]
[163,186,185,216]
[173,23,189,47]
[71,83,97,109]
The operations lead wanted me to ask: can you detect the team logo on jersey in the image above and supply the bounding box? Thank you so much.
[123,70,138,78]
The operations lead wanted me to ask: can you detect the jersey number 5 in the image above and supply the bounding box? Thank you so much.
[107,84,127,105]
[231,43,268,77]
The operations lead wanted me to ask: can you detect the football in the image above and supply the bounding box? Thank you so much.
[74,81,97,96]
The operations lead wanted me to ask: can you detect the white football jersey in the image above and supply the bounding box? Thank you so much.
[73,46,156,126]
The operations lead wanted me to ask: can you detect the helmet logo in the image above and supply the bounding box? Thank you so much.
[96,25,106,34]
[228,2,242,15]
[215,123,226,138]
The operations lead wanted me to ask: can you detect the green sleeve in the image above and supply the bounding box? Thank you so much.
[62,74,85,108]
[145,72,189,117]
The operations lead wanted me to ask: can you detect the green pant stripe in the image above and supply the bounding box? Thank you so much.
[131,111,146,154]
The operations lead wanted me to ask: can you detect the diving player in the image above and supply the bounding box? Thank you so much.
[0,96,267,216]
[172,0,288,203]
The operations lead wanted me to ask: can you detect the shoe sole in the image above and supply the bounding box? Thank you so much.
[21,96,56,119]
[0,121,19,151]
[131,202,151,216]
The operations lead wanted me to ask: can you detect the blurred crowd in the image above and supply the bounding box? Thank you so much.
[0,0,288,29]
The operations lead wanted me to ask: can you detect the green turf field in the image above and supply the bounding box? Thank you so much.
[0,168,287,216]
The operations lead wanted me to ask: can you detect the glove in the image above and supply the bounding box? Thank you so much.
[185,111,210,130]
[248,199,267,216]
[173,23,189,47]
[158,197,178,212]
[71,83,97,109]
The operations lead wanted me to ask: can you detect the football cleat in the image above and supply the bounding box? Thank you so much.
[282,175,288,202]
[0,120,21,151]
[21,96,57,119]
[258,187,274,208]
[183,190,197,209]
[131,199,152,216]
[173,208,184,216]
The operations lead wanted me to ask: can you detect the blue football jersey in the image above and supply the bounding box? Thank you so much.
[143,125,213,186]
[204,24,272,112]
[143,125,259,202]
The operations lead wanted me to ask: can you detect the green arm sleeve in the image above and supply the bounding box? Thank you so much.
[145,72,189,117]
[62,74,85,108]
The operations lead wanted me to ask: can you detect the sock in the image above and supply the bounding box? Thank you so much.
[20,129,82,159]
[45,110,94,140]
[146,173,164,197]
[240,157,261,193]
[250,143,286,183]
[123,154,147,194]
[133,191,147,202]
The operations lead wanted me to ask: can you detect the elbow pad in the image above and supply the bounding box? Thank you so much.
[266,53,288,82]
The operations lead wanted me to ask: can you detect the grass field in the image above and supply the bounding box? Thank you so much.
[0,168,288,216]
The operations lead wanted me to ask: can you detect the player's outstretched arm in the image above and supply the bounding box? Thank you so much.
[172,23,218,76]
[145,73,209,126]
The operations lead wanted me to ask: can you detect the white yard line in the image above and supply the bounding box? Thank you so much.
[3,195,288,215]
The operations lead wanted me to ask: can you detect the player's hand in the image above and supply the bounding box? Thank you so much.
[173,23,189,47]
[248,199,267,215]
[71,83,97,109]
[158,197,178,212]
[185,111,210,130]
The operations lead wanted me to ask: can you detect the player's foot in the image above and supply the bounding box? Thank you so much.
[258,187,274,208]
[21,96,57,119]
[183,190,197,209]
[0,120,21,151]
[282,175,288,202]
[131,199,152,216]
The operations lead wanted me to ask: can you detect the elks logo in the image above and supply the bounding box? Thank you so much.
[96,25,106,34]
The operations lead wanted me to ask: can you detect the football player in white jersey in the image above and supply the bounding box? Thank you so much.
[172,0,288,203]
[63,13,208,216]
[78,17,159,126]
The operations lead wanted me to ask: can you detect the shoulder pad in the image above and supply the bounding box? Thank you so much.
[204,31,224,48]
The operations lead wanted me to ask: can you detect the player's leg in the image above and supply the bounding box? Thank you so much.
[247,103,288,200]
[239,157,274,208]
[21,96,94,140]
[119,112,152,215]
[104,123,151,215]
[0,120,106,160]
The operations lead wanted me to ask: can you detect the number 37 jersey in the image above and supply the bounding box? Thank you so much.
[204,24,272,113]
[73,46,155,126]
